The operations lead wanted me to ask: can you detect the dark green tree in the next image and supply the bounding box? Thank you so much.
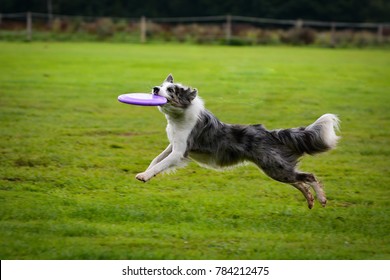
[1,0,389,22]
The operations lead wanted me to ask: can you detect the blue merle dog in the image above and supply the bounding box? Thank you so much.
[135,74,340,208]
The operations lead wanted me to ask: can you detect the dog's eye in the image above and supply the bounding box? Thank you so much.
[167,87,174,93]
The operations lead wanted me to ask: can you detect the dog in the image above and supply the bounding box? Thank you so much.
[135,74,340,208]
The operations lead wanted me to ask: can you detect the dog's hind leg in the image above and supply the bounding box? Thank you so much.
[252,156,324,208]
[291,182,315,209]
[253,158,314,208]
[312,180,327,207]
[296,173,327,207]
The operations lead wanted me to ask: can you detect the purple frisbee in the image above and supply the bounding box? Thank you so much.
[118,93,168,106]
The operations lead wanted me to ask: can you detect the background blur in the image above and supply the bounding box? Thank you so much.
[1,0,389,46]
[3,0,390,21]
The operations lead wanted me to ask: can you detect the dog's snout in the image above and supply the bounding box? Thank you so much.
[153,87,160,94]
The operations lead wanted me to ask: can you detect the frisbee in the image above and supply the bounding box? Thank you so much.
[118,93,168,106]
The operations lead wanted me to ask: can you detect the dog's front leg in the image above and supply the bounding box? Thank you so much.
[136,149,185,182]
[145,144,172,171]
[135,144,172,182]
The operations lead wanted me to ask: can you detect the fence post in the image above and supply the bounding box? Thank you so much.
[225,14,232,44]
[26,11,32,41]
[295,18,303,29]
[330,22,336,47]
[47,0,53,26]
[377,25,383,44]
[140,16,146,43]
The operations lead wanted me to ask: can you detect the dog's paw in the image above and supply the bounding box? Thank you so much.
[135,172,151,182]
[306,191,315,209]
[307,196,315,209]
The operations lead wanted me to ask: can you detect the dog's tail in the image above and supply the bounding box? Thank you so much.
[273,114,340,155]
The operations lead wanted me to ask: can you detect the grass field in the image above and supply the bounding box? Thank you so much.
[0,42,389,259]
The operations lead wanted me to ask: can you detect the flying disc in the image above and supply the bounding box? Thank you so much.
[118,93,167,106]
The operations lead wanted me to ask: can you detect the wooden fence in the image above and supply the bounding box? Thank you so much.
[0,12,389,45]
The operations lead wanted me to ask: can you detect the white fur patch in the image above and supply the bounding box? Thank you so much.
[306,113,340,149]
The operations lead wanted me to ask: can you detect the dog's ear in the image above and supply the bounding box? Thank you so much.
[174,86,198,106]
[189,88,198,101]
[184,88,198,104]
[165,74,174,83]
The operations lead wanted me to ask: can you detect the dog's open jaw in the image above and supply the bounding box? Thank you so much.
[136,74,340,209]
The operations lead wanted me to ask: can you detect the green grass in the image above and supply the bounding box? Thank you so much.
[0,42,389,259]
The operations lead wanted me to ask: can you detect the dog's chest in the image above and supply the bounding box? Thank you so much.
[165,119,196,145]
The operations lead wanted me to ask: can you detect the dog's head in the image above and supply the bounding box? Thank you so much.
[152,74,198,109]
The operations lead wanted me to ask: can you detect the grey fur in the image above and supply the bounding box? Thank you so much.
[187,109,336,180]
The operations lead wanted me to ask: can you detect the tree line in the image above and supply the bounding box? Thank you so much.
[2,0,389,22]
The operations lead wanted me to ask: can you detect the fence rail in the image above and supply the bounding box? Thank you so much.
[0,12,389,45]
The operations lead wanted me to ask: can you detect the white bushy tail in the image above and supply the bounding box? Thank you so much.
[305,113,340,150]
[273,114,340,156]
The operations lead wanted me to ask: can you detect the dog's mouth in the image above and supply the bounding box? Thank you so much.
[152,92,170,105]
[152,87,172,105]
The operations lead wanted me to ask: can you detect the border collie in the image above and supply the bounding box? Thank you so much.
[135,74,340,208]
